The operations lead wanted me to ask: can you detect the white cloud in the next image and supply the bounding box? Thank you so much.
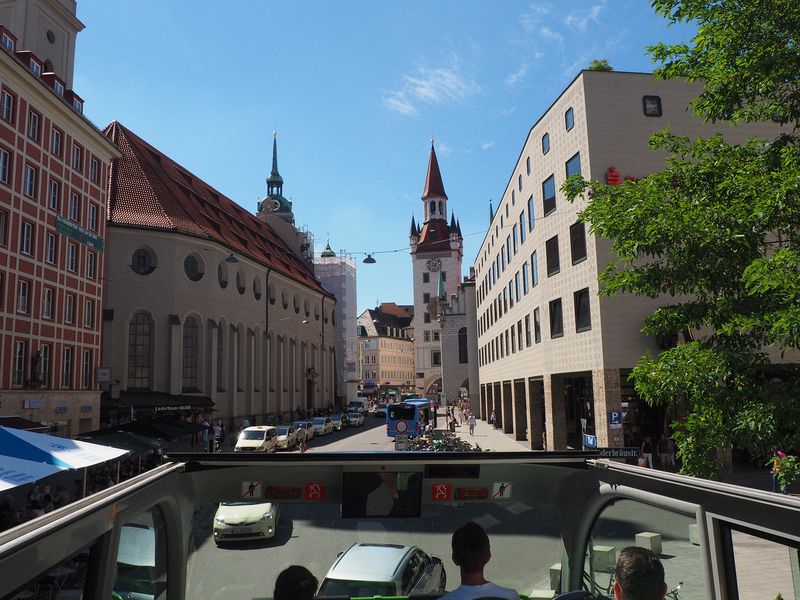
[436,141,452,156]
[520,4,550,31]
[383,64,480,116]
[539,27,563,43]
[505,63,529,88]
[565,4,604,31]
[481,141,495,150]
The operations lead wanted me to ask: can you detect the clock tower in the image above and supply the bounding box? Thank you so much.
[409,141,463,401]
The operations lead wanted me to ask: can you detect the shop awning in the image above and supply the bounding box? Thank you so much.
[102,391,214,412]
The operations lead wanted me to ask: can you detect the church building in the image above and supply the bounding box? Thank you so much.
[409,142,463,401]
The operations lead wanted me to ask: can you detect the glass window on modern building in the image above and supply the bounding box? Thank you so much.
[546,235,560,276]
[549,298,564,338]
[574,287,592,332]
[542,174,555,216]
[570,221,587,264]
[458,327,468,363]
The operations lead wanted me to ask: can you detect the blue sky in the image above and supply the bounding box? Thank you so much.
[74,1,695,315]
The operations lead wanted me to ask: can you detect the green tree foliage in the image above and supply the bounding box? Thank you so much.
[563,0,800,478]
[587,59,613,71]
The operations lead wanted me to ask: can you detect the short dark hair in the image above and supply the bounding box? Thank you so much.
[274,565,318,600]
[452,521,490,572]
[614,547,665,600]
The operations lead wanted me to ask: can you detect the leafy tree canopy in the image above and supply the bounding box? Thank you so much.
[587,59,613,71]
[564,0,800,478]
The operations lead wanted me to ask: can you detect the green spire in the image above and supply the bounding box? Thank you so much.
[488,199,494,224]
[268,132,283,186]
[320,241,336,258]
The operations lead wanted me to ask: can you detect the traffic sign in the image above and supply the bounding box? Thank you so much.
[608,411,623,425]
[583,434,598,449]
[395,419,408,434]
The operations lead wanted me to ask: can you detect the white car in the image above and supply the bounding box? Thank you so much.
[318,543,445,597]
[275,425,297,450]
[234,426,278,453]
[330,414,349,431]
[292,421,314,440]
[347,412,365,427]
[312,416,333,436]
[213,501,279,545]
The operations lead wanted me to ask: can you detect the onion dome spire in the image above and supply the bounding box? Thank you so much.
[320,240,336,258]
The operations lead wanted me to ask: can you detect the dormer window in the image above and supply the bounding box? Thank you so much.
[1,31,15,52]
[53,80,64,96]
[29,58,41,76]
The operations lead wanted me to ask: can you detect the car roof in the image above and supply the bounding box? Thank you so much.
[326,543,414,581]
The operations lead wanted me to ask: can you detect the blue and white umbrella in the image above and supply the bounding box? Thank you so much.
[0,455,67,491]
[0,426,128,469]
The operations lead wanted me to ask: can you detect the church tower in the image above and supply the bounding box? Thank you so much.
[409,141,463,400]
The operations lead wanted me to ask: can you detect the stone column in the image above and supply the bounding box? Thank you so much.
[544,374,567,450]
[513,379,527,441]
[593,368,624,447]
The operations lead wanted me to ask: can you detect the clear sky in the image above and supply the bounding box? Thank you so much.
[74,1,695,315]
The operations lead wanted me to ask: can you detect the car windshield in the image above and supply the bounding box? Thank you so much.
[275,427,289,435]
[239,430,265,440]
[292,422,305,429]
[312,418,326,424]
[331,415,342,421]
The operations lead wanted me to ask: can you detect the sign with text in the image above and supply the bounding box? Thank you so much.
[598,447,640,459]
[608,411,623,430]
[56,215,104,251]
[265,486,302,500]
[455,487,489,501]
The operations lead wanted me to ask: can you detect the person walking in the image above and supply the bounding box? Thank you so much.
[490,410,497,430]
[296,424,307,453]
[640,436,654,469]
[468,413,476,436]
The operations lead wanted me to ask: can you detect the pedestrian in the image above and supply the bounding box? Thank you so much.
[490,410,497,430]
[201,417,210,448]
[296,424,307,453]
[657,434,670,470]
[640,436,654,468]
[468,413,476,436]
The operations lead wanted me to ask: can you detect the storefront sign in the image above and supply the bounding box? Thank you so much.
[55,406,69,414]
[265,486,302,500]
[80,405,93,413]
[598,447,640,458]
[23,399,44,409]
[154,405,192,412]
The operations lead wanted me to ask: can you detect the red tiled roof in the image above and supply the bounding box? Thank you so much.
[422,143,447,200]
[415,218,454,253]
[103,121,329,296]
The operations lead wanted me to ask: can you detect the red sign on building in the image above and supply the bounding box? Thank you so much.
[305,483,326,500]
[455,487,490,500]
[431,483,452,501]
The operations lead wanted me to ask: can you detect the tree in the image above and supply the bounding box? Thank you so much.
[587,59,613,71]
[563,0,800,478]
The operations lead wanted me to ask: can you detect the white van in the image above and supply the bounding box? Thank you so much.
[347,399,368,414]
[234,426,278,453]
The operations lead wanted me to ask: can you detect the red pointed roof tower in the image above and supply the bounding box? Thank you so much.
[414,141,460,253]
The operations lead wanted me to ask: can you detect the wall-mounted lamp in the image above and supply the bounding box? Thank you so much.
[225,253,239,264]
[363,254,376,264]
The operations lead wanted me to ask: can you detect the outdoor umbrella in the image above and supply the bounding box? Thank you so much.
[0,455,66,492]
[84,431,165,456]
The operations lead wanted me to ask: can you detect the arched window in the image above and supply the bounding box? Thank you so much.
[182,316,199,391]
[458,327,468,363]
[429,200,435,215]
[128,312,153,389]
[438,200,443,215]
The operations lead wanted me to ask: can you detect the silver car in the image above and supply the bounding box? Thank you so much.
[317,543,445,597]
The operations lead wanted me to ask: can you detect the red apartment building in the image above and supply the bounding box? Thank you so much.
[0,1,120,435]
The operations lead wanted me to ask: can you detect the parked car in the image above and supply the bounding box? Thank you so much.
[275,425,297,450]
[312,416,333,436]
[330,414,349,431]
[374,403,388,418]
[213,501,279,545]
[292,421,314,440]
[347,412,365,427]
[234,426,278,453]
[317,543,445,597]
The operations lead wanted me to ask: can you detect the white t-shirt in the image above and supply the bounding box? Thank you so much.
[440,582,520,600]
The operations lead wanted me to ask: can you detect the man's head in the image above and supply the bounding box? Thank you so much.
[273,565,318,600]
[613,547,666,600]
[451,521,491,573]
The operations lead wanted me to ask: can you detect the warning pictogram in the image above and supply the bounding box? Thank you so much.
[242,481,262,498]
[395,419,408,434]
[492,482,512,499]
[431,483,452,501]
[305,483,326,500]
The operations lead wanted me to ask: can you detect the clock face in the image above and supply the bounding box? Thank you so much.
[426,258,442,272]
[271,198,281,211]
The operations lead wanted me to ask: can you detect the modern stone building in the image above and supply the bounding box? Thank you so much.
[315,241,357,403]
[409,142,463,400]
[100,122,335,428]
[0,0,120,434]
[474,70,782,451]
[357,303,414,398]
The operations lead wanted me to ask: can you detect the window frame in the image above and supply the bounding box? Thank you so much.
[67,242,77,272]
[23,164,37,198]
[642,95,663,117]
[565,107,575,131]
[72,143,83,172]
[17,279,30,314]
[566,152,581,178]
[45,232,56,264]
[89,156,99,183]
[542,174,556,216]
[549,298,564,339]
[574,287,592,333]
[541,132,550,154]
[48,179,60,210]
[546,235,560,277]
[69,191,80,222]
[20,221,33,254]
[27,108,40,141]
[0,146,10,184]
[50,127,62,157]
[570,221,587,265]
[42,287,54,319]
[1,89,15,124]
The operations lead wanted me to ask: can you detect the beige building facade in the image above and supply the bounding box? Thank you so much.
[357,303,414,397]
[474,70,783,451]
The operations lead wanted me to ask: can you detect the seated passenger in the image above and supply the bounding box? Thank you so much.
[273,565,318,600]
[440,521,519,600]
[613,547,666,600]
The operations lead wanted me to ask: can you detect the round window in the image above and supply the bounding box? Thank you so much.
[217,263,228,289]
[184,255,203,282]
[131,248,156,275]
